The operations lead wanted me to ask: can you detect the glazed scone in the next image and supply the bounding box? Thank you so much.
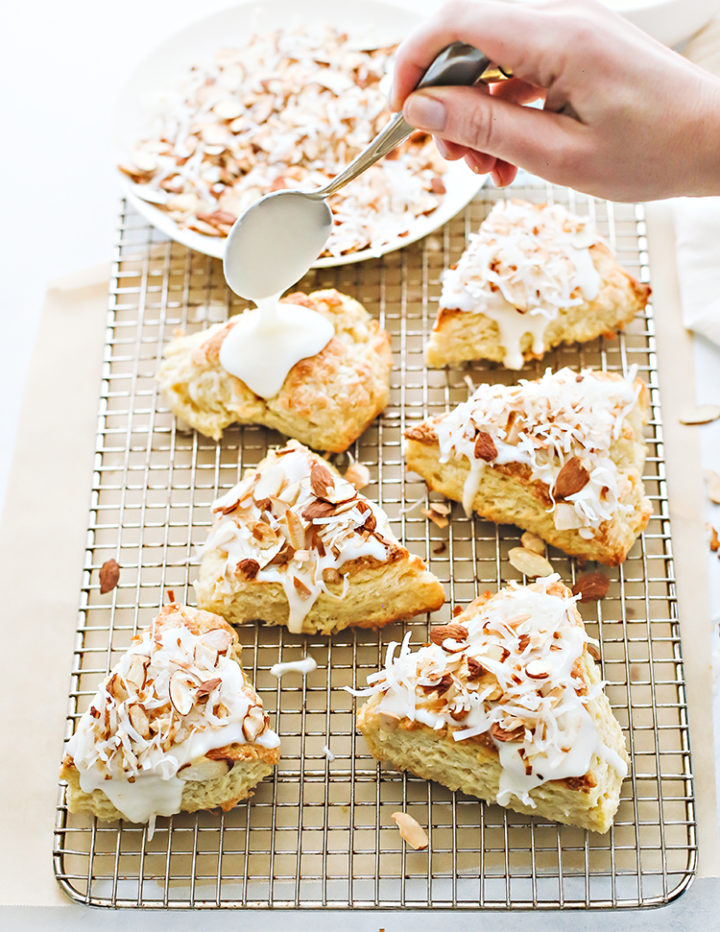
[195,440,445,635]
[156,288,392,451]
[357,578,629,833]
[405,367,651,565]
[60,602,279,833]
[426,200,651,369]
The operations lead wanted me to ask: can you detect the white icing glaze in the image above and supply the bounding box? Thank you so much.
[270,657,318,678]
[439,201,602,369]
[66,612,279,832]
[218,294,333,399]
[198,441,396,633]
[432,366,640,536]
[354,577,627,808]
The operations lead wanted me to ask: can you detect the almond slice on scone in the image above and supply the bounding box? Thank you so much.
[195,440,445,635]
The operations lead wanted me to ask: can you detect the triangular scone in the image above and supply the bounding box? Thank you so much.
[156,288,391,451]
[425,200,651,369]
[357,578,629,833]
[195,440,445,635]
[405,367,651,565]
[60,603,279,832]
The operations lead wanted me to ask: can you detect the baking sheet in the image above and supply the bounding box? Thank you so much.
[53,180,696,908]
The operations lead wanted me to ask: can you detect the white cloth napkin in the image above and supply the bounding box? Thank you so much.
[672,197,720,347]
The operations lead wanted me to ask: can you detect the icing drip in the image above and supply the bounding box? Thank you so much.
[432,367,640,536]
[218,294,333,398]
[354,577,627,807]
[198,441,394,633]
[439,201,602,369]
[270,657,318,678]
[65,609,279,830]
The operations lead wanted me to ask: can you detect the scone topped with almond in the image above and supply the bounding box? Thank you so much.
[157,289,391,451]
[405,367,651,564]
[357,578,629,833]
[426,200,650,369]
[61,603,279,834]
[195,440,445,635]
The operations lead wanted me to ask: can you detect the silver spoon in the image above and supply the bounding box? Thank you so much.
[223,42,510,299]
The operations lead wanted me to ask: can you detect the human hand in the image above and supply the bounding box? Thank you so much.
[391,0,720,200]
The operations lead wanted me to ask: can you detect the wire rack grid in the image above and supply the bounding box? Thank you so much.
[53,179,696,910]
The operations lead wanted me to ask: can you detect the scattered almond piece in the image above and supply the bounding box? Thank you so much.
[344,461,370,491]
[422,506,449,529]
[508,547,553,578]
[679,404,720,425]
[710,526,720,554]
[520,531,546,555]
[432,541,447,554]
[704,469,720,505]
[572,570,611,602]
[99,559,120,594]
[391,811,428,850]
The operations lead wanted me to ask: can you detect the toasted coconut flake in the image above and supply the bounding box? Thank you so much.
[391,812,429,850]
[508,547,554,578]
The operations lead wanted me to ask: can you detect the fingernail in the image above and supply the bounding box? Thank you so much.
[435,136,450,159]
[405,93,446,132]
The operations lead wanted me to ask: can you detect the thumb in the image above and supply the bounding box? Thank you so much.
[403,86,585,183]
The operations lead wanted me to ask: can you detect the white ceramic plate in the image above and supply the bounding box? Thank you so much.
[114,0,485,266]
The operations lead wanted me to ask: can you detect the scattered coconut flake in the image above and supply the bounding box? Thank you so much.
[322,744,335,761]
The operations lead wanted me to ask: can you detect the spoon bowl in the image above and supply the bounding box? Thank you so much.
[223,190,332,299]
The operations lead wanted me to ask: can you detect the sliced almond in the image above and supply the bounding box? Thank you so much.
[490,721,524,742]
[679,404,720,425]
[196,677,222,699]
[391,812,428,850]
[553,456,590,499]
[321,567,342,585]
[178,757,230,782]
[520,531,545,555]
[430,623,468,646]
[525,660,550,680]
[124,655,149,692]
[169,671,195,716]
[466,656,486,679]
[236,558,260,580]
[213,98,244,120]
[554,502,583,530]
[310,460,335,499]
[572,570,610,602]
[242,704,267,742]
[704,469,720,504]
[99,558,120,594]
[711,527,720,553]
[421,506,449,529]
[199,628,233,655]
[473,430,498,461]
[508,547,553,578]
[128,703,150,738]
[285,510,307,550]
[344,462,370,491]
[377,710,401,730]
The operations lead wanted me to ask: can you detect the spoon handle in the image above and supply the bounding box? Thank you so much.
[318,42,510,198]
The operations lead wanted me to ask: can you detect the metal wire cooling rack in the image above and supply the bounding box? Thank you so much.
[53,179,696,909]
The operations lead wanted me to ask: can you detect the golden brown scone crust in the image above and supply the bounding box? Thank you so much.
[156,289,392,451]
[426,238,651,368]
[357,584,629,833]
[60,603,279,821]
[404,373,651,565]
